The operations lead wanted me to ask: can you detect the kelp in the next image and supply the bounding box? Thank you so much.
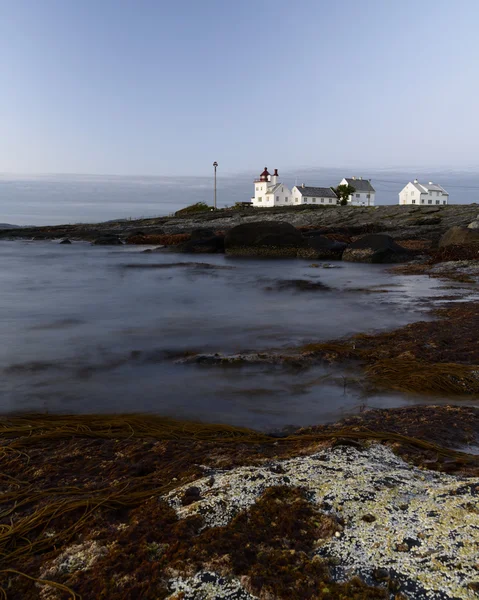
[366,359,479,395]
[1,412,479,598]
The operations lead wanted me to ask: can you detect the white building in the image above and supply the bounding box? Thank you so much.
[338,177,376,206]
[291,184,339,206]
[251,168,292,207]
[399,180,449,206]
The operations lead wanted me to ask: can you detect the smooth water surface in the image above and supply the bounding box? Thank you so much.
[0,241,476,429]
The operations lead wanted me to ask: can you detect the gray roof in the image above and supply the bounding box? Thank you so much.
[343,178,375,192]
[266,183,282,195]
[294,186,338,198]
[411,181,449,195]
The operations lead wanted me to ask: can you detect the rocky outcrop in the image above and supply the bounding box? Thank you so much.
[175,235,225,254]
[224,221,304,257]
[439,226,479,247]
[59,239,72,245]
[92,235,123,245]
[297,235,347,260]
[343,234,413,263]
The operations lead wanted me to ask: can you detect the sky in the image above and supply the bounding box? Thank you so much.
[2,0,479,178]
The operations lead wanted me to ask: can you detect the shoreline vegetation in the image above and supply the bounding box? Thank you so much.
[1,204,479,598]
[1,407,479,600]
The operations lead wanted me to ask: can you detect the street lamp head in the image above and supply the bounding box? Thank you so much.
[213,161,218,167]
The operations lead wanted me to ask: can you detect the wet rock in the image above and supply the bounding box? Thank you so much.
[342,234,413,263]
[59,239,72,244]
[297,235,346,260]
[92,235,123,245]
[269,279,331,292]
[176,234,225,254]
[224,221,304,257]
[439,226,479,247]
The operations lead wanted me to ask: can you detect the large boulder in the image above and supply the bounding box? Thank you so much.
[224,221,304,257]
[439,226,479,247]
[92,235,123,245]
[342,234,412,263]
[297,236,347,260]
[175,235,225,254]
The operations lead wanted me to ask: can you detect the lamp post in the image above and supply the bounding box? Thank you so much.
[213,161,218,210]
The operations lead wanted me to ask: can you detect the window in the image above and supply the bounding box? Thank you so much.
[436,191,440,196]
[304,198,307,203]
[276,196,279,201]
[356,194,360,198]
[256,187,259,191]
[295,198,299,203]
[421,199,425,204]
[412,199,416,204]
[436,200,440,205]
[443,200,446,205]
[285,197,288,202]
[282,188,284,192]
[428,199,432,204]
[313,198,316,203]
[329,198,332,203]
[258,197,262,202]
[321,198,324,203]
[367,194,370,199]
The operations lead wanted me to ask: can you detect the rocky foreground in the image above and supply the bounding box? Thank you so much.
[1,407,479,600]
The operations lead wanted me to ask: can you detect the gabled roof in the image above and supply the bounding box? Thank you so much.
[409,181,449,195]
[342,178,375,193]
[266,183,282,195]
[293,186,337,198]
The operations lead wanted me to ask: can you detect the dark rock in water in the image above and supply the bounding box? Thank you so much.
[92,235,123,245]
[342,234,412,263]
[269,279,330,292]
[176,235,225,254]
[297,236,346,260]
[190,228,217,240]
[439,226,479,247]
[225,221,304,257]
[59,239,72,245]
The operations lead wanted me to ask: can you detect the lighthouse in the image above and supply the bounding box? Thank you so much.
[250,167,291,207]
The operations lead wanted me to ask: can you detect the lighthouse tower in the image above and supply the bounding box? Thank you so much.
[251,167,291,207]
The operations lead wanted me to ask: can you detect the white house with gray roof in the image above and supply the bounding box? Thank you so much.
[399,180,449,206]
[338,177,376,206]
[291,184,339,206]
[250,167,292,207]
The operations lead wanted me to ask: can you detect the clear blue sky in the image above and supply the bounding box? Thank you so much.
[1,0,479,176]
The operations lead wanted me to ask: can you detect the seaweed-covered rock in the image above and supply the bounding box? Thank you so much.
[175,235,225,254]
[439,226,479,247]
[342,234,412,263]
[298,236,347,260]
[225,221,304,257]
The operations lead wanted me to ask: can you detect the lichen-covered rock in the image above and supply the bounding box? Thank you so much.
[343,234,412,263]
[467,221,479,229]
[439,226,479,247]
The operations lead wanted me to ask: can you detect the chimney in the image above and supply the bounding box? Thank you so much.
[352,176,356,180]
[359,176,363,180]
[414,179,418,184]
[428,181,433,185]
[302,183,305,188]
[272,168,279,185]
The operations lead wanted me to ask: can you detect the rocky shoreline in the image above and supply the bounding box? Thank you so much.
[1,407,479,600]
[1,204,478,245]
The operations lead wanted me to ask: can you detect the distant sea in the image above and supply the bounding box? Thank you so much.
[1,167,479,226]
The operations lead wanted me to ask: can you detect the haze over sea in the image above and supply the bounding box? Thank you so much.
[2,167,479,226]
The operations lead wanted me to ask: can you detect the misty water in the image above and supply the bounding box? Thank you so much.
[1,241,476,430]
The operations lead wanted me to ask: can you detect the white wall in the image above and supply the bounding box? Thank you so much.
[399,182,448,205]
[291,186,339,206]
[251,179,291,207]
[339,178,375,206]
